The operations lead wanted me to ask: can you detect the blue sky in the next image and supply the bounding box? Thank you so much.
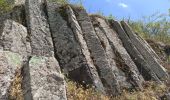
[70,0,170,20]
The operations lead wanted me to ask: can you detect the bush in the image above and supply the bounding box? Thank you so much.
[66,81,168,100]
[0,0,12,14]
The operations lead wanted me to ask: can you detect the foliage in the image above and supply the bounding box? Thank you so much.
[0,0,12,14]
[128,12,170,44]
[67,81,168,100]
[107,14,115,20]
[9,71,23,100]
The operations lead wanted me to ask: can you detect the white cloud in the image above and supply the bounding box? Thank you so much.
[118,3,128,8]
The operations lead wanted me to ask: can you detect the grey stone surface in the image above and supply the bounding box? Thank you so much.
[22,56,67,100]
[91,16,132,93]
[66,6,105,93]
[0,20,31,60]
[0,20,28,100]
[100,19,144,89]
[24,0,67,99]
[0,51,23,100]
[25,0,54,57]
[108,20,161,82]
[72,7,122,94]
[121,21,169,81]
[46,2,105,93]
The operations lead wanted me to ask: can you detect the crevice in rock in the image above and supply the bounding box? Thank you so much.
[21,56,33,100]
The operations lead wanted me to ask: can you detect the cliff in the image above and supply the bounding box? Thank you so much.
[0,0,169,100]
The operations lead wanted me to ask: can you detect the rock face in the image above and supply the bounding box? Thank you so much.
[46,2,105,93]
[0,0,169,99]
[120,21,169,81]
[93,17,144,89]
[22,0,67,100]
[0,20,28,100]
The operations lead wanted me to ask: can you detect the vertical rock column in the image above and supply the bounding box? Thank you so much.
[71,7,122,95]
[23,0,67,99]
[109,20,161,82]
[120,21,169,81]
[45,1,105,93]
[91,16,135,90]
[92,18,144,89]
[0,20,30,100]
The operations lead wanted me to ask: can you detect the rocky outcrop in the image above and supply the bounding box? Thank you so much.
[46,1,105,93]
[72,7,122,94]
[0,0,169,99]
[93,17,144,89]
[22,0,67,99]
[0,20,28,100]
[120,21,169,81]
[109,20,161,82]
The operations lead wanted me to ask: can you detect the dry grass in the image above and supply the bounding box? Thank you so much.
[67,81,168,100]
[9,70,23,100]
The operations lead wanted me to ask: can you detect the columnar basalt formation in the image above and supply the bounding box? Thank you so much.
[0,0,169,99]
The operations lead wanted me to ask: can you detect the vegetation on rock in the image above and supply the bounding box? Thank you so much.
[0,0,12,14]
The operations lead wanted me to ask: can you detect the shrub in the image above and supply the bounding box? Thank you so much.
[0,0,12,14]
[66,80,168,100]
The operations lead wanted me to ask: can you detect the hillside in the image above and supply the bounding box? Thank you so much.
[0,0,169,100]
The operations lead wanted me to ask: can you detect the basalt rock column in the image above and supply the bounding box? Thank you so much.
[109,20,161,82]
[23,0,67,99]
[45,1,105,93]
[121,21,169,81]
[71,7,124,94]
[91,16,132,93]
[93,18,144,89]
[0,20,30,100]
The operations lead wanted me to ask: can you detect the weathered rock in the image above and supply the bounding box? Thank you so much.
[22,56,66,100]
[0,20,31,60]
[91,16,132,93]
[108,20,161,82]
[71,7,123,94]
[25,0,54,57]
[46,2,105,93]
[98,19,144,89]
[24,0,67,99]
[0,51,23,100]
[0,20,29,100]
[121,21,169,81]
